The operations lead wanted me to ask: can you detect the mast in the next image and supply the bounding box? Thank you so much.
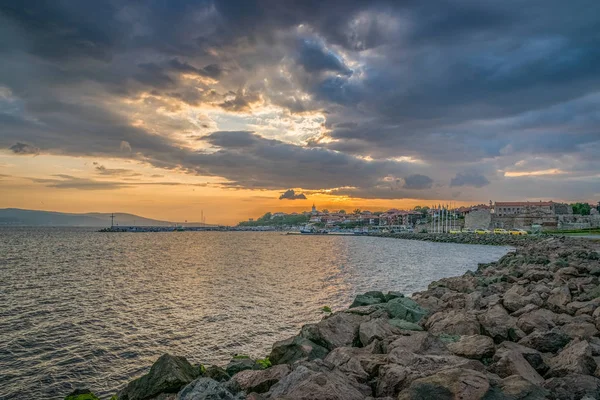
[110,213,115,228]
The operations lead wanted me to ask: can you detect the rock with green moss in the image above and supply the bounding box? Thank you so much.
[64,389,100,400]
[349,291,387,308]
[116,354,200,400]
[387,318,423,331]
[385,297,427,323]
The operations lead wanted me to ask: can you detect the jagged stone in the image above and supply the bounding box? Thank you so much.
[543,374,600,400]
[359,317,403,346]
[510,303,539,317]
[375,364,410,397]
[547,285,572,313]
[495,342,549,375]
[490,348,544,385]
[349,291,387,308]
[387,318,423,331]
[502,285,543,313]
[497,375,550,400]
[384,297,427,323]
[269,335,329,365]
[558,321,599,339]
[324,346,387,382]
[301,312,366,350]
[397,368,489,400]
[518,329,572,353]
[117,354,200,400]
[446,335,495,360]
[546,340,597,377]
[425,309,481,335]
[225,357,261,376]
[383,331,449,355]
[228,364,290,394]
[204,365,230,382]
[267,364,371,400]
[177,378,240,400]
[517,307,557,334]
[478,304,520,342]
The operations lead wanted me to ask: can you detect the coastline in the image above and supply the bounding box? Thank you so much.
[67,236,600,400]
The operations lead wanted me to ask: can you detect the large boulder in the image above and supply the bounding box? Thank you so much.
[382,331,449,355]
[358,318,403,346]
[300,312,366,350]
[519,329,572,353]
[547,285,572,313]
[397,368,489,400]
[558,321,599,339]
[225,357,261,376]
[267,364,371,400]
[384,297,427,323]
[489,349,544,385]
[117,354,201,400]
[425,309,481,335]
[546,340,597,377]
[496,375,549,400]
[495,342,549,375]
[269,336,329,365]
[324,347,387,382]
[543,374,600,400]
[375,364,410,397]
[516,308,557,334]
[445,335,495,360]
[349,291,387,308]
[176,378,240,400]
[502,285,543,313]
[228,365,290,394]
[204,365,230,382]
[477,304,520,342]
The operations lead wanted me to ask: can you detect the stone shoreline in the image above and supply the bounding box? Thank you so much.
[374,232,547,246]
[67,237,600,400]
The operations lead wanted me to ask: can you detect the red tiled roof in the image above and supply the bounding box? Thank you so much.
[495,201,553,207]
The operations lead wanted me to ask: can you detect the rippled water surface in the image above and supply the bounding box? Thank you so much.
[0,228,511,399]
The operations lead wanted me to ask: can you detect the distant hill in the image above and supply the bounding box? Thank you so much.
[0,208,207,227]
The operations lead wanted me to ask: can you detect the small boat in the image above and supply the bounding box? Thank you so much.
[300,225,328,234]
[353,227,369,235]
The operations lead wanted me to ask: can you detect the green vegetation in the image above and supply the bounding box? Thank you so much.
[238,212,309,227]
[571,202,592,215]
[256,357,272,369]
[320,306,332,313]
[65,392,100,400]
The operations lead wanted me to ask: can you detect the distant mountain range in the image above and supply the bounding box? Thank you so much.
[0,208,206,227]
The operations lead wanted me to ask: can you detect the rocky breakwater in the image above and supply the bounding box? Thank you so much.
[377,232,544,246]
[66,237,600,400]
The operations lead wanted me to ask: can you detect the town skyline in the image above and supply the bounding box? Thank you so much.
[1,1,599,225]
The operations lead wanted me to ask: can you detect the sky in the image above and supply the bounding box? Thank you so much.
[0,0,599,225]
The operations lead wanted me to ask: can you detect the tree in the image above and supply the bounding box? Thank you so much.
[572,203,591,215]
[258,212,272,222]
[353,209,361,215]
[338,209,346,214]
[322,209,329,214]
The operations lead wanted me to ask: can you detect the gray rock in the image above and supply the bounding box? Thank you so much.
[490,349,545,385]
[502,285,543,313]
[375,364,410,397]
[446,335,495,360]
[225,358,260,376]
[269,335,329,365]
[385,291,405,302]
[497,375,549,400]
[176,378,240,400]
[543,374,600,400]
[518,329,572,353]
[516,308,557,334]
[495,342,549,375]
[383,331,449,355]
[267,364,371,400]
[204,366,229,382]
[546,340,597,377]
[323,346,387,382]
[510,303,539,317]
[228,364,290,394]
[384,297,427,323]
[117,354,201,400]
[425,309,481,335]
[558,321,599,339]
[478,304,519,342]
[397,368,489,400]
[300,312,366,350]
[359,317,403,346]
[387,318,423,331]
[349,291,386,308]
[547,285,572,313]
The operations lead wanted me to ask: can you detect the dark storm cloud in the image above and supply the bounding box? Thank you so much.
[450,172,490,188]
[1,0,599,200]
[9,142,39,155]
[279,189,307,200]
[403,174,433,190]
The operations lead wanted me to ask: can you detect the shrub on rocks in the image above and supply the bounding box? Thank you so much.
[64,389,100,400]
